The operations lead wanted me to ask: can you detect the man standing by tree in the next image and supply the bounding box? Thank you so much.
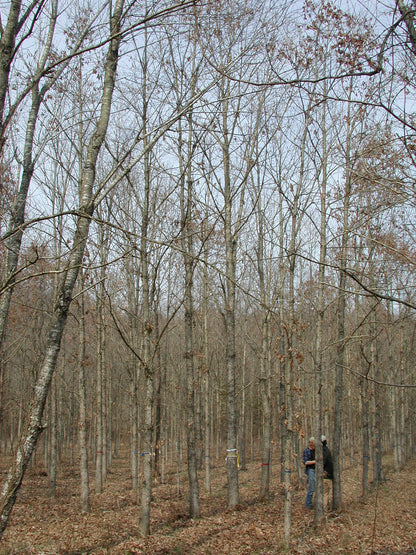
[302,437,316,509]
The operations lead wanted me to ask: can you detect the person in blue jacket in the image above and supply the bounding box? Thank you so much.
[302,437,316,509]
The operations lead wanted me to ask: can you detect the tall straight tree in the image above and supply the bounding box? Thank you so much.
[332,77,360,511]
[247,91,273,501]
[279,89,315,546]
[176,38,201,518]
[178,112,201,518]
[313,91,328,527]
[77,270,90,513]
[138,12,155,535]
[199,2,267,508]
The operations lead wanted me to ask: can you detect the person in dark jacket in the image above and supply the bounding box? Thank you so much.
[302,437,316,508]
[321,435,333,480]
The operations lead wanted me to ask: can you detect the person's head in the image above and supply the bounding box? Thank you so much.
[308,437,315,449]
[321,435,327,445]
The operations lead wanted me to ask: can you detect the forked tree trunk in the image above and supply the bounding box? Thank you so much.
[0,0,124,537]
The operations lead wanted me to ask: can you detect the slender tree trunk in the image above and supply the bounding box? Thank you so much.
[78,277,90,513]
[362,367,370,495]
[183,246,200,517]
[202,226,212,490]
[130,367,139,492]
[95,285,104,494]
[125,251,140,492]
[139,22,154,534]
[364,226,384,486]
[178,103,200,517]
[240,341,247,472]
[0,0,124,536]
[258,194,272,500]
[282,99,313,545]
[313,84,330,527]
[370,305,384,484]
[224,150,239,509]
[283,218,297,548]
[154,310,162,478]
[398,318,406,467]
[95,243,108,492]
[48,377,57,497]
[333,81,354,512]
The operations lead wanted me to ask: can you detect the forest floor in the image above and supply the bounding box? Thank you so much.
[0,449,415,554]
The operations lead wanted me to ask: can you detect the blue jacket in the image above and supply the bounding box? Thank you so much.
[302,447,315,473]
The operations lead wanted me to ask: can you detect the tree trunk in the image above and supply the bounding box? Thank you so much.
[313,88,329,528]
[178,110,200,517]
[224,162,239,509]
[333,79,354,512]
[48,377,57,497]
[361,366,370,497]
[78,277,90,513]
[202,232,212,490]
[139,24,154,534]
[240,342,247,472]
[258,195,272,500]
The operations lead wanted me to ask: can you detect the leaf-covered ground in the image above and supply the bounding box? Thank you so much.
[0,450,415,554]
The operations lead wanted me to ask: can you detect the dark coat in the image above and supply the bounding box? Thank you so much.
[322,441,333,479]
